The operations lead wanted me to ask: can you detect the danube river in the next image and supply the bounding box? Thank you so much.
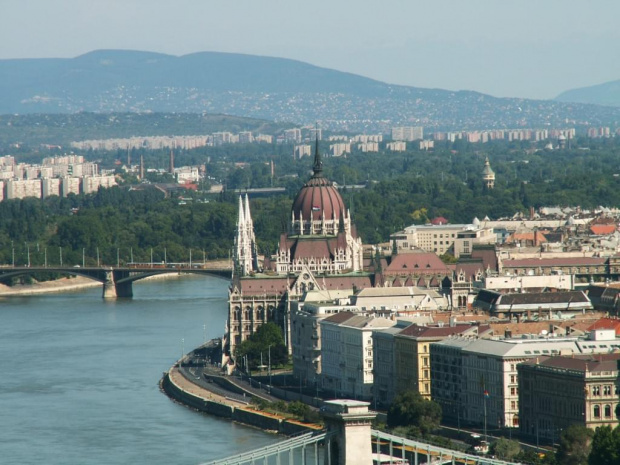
[0,275,279,465]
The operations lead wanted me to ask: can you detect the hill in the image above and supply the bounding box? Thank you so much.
[555,79,620,108]
[1,49,620,131]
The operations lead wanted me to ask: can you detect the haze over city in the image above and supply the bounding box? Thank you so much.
[2,0,619,100]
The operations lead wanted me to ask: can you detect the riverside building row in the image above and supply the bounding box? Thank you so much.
[289,285,620,434]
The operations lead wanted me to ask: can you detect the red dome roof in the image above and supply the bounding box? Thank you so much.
[292,176,346,221]
[291,141,346,221]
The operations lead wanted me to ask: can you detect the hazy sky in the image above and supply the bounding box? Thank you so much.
[2,0,619,99]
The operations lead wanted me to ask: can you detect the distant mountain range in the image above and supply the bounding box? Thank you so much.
[1,49,619,131]
[555,80,620,108]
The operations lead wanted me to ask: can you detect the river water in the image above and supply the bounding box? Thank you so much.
[0,275,279,465]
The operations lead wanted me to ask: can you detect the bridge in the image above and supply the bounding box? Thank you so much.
[206,429,522,465]
[206,400,522,465]
[0,264,232,298]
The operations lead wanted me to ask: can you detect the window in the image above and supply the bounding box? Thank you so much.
[593,386,601,396]
[594,405,601,418]
[604,385,611,396]
[511,387,516,396]
[510,375,516,384]
[605,405,612,418]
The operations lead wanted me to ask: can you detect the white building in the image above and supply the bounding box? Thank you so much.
[41,178,61,198]
[392,126,423,141]
[321,312,395,400]
[386,142,406,152]
[62,176,81,196]
[6,179,41,199]
[290,289,358,383]
[82,175,117,194]
[330,143,351,157]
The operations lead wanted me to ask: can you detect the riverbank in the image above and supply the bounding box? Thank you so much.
[0,276,100,296]
[0,271,188,296]
[160,343,322,437]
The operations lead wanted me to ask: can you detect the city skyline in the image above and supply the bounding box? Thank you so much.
[1,0,619,100]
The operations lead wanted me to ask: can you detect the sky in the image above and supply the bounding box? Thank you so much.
[1,0,619,100]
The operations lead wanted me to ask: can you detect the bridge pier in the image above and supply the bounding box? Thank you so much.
[321,400,376,465]
[114,280,134,298]
[102,270,117,299]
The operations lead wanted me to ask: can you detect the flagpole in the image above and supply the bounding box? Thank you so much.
[484,387,488,445]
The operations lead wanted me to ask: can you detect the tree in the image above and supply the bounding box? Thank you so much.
[491,438,521,461]
[556,425,594,465]
[588,426,620,465]
[387,390,441,436]
[234,322,288,369]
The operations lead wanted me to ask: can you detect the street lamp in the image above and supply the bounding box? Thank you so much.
[268,344,272,392]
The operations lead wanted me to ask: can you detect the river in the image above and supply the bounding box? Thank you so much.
[0,275,279,465]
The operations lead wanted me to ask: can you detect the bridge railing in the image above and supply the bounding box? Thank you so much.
[372,430,522,465]
[204,431,329,465]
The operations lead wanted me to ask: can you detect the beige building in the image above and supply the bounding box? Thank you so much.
[394,324,483,400]
[391,223,495,257]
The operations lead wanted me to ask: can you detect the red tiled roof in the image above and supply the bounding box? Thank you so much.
[503,257,606,267]
[587,317,620,335]
[385,252,450,275]
[590,224,616,235]
[239,278,289,295]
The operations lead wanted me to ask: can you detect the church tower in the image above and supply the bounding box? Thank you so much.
[233,194,257,276]
[482,157,495,189]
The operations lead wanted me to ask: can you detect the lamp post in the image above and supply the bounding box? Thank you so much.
[82,248,85,268]
[25,242,30,267]
[96,247,100,267]
[268,344,272,392]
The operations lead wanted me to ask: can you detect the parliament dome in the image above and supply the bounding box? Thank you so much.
[290,141,349,236]
[292,175,346,222]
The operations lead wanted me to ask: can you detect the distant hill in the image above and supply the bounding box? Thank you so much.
[1,49,619,131]
[555,80,620,107]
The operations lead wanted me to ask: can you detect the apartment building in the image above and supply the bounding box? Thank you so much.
[519,352,620,441]
[431,330,620,429]
[321,312,395,400]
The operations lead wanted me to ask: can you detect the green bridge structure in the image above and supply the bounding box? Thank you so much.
[0,264,232,298]
[206,401,522,465]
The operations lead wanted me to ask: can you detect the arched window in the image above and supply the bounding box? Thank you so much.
[593,405,601,418]
[604,405,612,418]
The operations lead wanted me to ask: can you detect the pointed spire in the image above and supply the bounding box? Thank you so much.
[312,124,323,177]
[244,194,252,226]
[238,195,245,225]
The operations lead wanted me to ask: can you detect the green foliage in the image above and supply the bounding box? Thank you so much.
[234,323,288,369]
[490,438,521,460]
[588,426,620,465]
[287,401,310,419]
[387,390,442,435]
[556,425,594,465]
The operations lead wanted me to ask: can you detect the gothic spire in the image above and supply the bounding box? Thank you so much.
[312,127,323,177]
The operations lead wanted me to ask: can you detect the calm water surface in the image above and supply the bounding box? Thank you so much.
[0,275,278,465]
